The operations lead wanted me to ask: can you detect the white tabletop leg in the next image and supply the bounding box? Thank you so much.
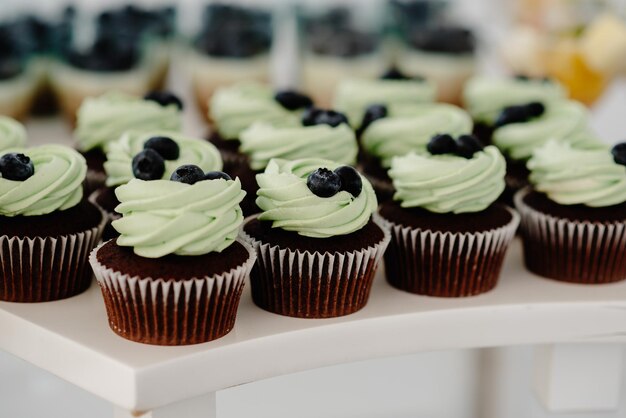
[533,344,624,413]
[114,393,217,418]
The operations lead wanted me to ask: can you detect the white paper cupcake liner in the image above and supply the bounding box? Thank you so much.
[514,187,626,283]
[239,215,390,318]
[0,210,106,303]
[89,239,257,345]
[378,206,519,297]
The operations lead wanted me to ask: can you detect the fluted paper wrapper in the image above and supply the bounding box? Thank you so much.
[515,188,626,284]
[379,207,519,297]
[240,216,390,318]
[89,240,257,345]
[0,213,106,303]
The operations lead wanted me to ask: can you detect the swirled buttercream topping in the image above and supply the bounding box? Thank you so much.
[113,177,246,258]
[256,158,377,238]
[239,122,358,171]
[105,131,223,186]
[0,116,26,152]
[0,145,86,216]
[75,92,182,152]
[528,140,626,207]
[390,145,506,213]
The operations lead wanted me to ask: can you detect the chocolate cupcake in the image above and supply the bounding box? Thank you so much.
[515,140,626,284]
[0,145,106,302]
[74,91,183,193]
[240,158,389,318]
[89,172,256,345]
[378,141,519,297]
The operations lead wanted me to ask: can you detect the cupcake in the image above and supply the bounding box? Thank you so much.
[0,116,27,152]
[240,158,390,318]
[0,145,105,302]
[333,67,437,128]
[93,130,223,240]
[359,103,472,199]
[89,170,256,345]
[515,140,626,284]
[378,140,519,297]
[74,91,183,192]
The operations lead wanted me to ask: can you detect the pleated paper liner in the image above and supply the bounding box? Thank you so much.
[0,208,106,303]
[89,239,257,346]
[515,187,626,284]
[379,206,519,297]
[239,215,391,318]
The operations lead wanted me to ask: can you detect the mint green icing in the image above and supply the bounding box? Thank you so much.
[75,92,182,152]
[0,116,26,152]
[361,103,472,166]
[0,145,86,217]
[528,140,626,207]
[333,78,437,127]
[113,177,246,258]
[239,122,358,171]
[492,100,602,161]
[256,158,377,238]
[209,82,301,139]
[463,76,567,124]
[104,131,223,186]
[390,145,506,213]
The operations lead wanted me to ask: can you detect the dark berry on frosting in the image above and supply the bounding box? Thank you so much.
[143,91,184,110]
[334,165,362,197]
[132,149,165,181]
[301,106,321,126]
[494,105,530,128]
[427,134,457,155]
[456,134,484,159]
[144,136,180,160]
[0,153,34,181]
[359,104,388,134]
[611,143,626,166]
[302,107,348,128]
[170,165,205,184]
[526,101,546,118]
[204,171,232,181]
[274,90,313,111]
[307,168,342,198]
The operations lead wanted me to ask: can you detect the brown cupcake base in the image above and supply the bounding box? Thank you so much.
[240,216,390,318]
[89,186,121,241]
[90,239,256,346]
[515,188,626,284]
[378,202,519,297]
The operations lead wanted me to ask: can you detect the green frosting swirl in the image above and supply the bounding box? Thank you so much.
[463,77,567,124]
[0,116,26,152]
[256,158,377,238]
[492,100,601,161]
[333,78,437,127]
[210,82,301,139]
[75,92,182,152]
[239,122,358,171]
[390,146,506,213]
[104,131,223,186]
[361,103,472,166]
[0,145,86,217]
[113,178,246,258]
[528,140,626,207]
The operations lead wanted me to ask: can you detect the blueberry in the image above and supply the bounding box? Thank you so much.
[307,168,342,198]
[359,104,388,134]
[611,143,626,166]
[494,105,530,128]
[204,171,232,181]
[143,91,184,110]
[302,108,348,128]
[427,134,457,155]
[334,165,362,197]
[526,101,545,118]
[170,165,205,184]
[302,107,323,126]
[274,90,313,111]
[0,153,34,181]
[144,136,180,160]
[456,134,484,159]
[132,149,165,180]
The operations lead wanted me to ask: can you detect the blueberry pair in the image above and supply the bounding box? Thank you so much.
[302,107,349,128]
[0,153,34,181]
[170,165,231,185]
[494,102,545,128]
[427,134,484,159]
[132,136,180,180]
[307,166,362,198]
